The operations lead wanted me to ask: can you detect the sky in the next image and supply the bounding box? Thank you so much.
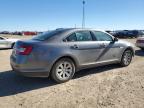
[0,0,144,31]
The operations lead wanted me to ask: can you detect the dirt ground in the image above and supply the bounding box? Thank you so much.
[0,36,144,108]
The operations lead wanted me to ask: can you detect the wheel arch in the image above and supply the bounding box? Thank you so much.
[120,46,134,66]
[120,46,134,62]
[124,47,135,56]
[50,55,79,74]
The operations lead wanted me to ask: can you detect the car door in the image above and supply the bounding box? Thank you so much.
[92,31,122,63]
[65,30,104,66]
[0,37,8,48]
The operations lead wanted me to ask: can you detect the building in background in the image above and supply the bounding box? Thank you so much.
[22,31,37,36]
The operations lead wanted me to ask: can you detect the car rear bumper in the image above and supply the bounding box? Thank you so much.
[10,56,50,78]
[12,68,49,77]
[11,65,49,77]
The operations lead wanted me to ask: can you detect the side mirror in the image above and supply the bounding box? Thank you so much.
[113,37,118,42]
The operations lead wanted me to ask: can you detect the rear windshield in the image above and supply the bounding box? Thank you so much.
[32,29,66,41]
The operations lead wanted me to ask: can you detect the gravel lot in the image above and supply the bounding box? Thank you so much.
[0,37,144,108]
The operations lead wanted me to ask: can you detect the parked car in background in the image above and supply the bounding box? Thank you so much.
[136,36,144,50]
[12,32,23,35]
[0,36,19,49]
[11,28,135,83]
[128,30,140,38]
[113,30,127,38]
[0,31,10,34]
[113,30,140,38]
[137,31,144,37]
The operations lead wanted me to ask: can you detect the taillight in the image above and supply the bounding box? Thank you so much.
[17,46,32,55]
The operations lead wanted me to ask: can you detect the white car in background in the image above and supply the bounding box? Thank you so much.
[0,36,19,49]
[136,36,144,50]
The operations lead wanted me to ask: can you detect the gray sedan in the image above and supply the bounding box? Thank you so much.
[10,28,135,83]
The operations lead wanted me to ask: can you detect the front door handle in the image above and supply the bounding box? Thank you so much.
[100,43,106,48]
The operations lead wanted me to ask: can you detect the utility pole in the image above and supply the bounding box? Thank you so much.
[82,0,85,29]
[75,24,77,28]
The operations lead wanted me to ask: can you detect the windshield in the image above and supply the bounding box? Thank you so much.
[32,29,66,41]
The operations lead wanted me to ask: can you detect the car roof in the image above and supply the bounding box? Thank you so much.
[55,28,105,33]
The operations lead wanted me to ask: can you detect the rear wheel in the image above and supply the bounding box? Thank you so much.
[120,49,133,67]
[51,58,75,83]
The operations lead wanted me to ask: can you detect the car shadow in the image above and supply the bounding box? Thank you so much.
[0,64,121,97]
[135,49,144,56]
[74,64,121,79]
[0,70,57,97]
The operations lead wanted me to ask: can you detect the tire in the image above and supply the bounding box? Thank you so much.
[120,49,133,67]
[51,58,76,83]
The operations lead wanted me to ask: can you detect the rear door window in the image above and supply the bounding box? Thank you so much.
[66,33,77,42]
[66,31,93,42]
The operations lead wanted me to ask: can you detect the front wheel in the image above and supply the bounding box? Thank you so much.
[120,49,133,67]
[51,58,75,83]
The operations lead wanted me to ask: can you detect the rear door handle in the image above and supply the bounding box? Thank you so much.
[71,44,78,49]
